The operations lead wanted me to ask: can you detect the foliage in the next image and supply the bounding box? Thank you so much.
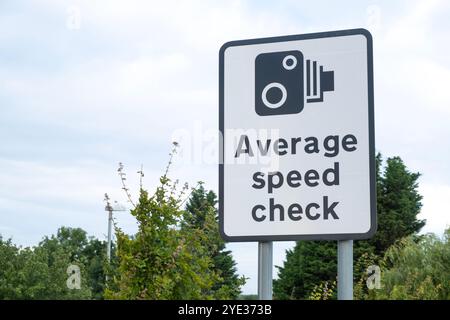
[308,280,336,300]
[368,155,425,255]
[370,229,450,300]
[184,183,245,299]
[0,234,91,299]
[274,154,425,299]
[39,227,111,299]
[0,226,113,300]
[353,250,380,300]
[273,241,336,299]
[105,174,222,299]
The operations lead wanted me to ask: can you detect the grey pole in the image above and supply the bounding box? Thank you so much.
[337,240,353,300]
[106,209,113,263]
[258,241,273,300]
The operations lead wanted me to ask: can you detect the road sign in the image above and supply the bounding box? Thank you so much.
[219,29,376,241]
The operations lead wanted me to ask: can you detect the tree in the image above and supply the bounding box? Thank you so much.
[0,235,91,299]
[273,153,425,299]
[39,227,110,299]
[185,184,217,227]
[0,227,112,300]
[0,237,21,299]
[83,238,113,299]
[184,184,245,299]
[368,156,425,254]
[273,241,336,299]
[369,229,450,300]
[40,227,88,261]
[105,169,221,299]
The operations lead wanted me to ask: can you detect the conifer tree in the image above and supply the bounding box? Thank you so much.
[184,184,245,299]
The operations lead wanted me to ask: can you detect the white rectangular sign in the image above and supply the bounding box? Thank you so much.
[219,29,376,241]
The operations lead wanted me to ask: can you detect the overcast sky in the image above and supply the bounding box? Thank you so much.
[1,0,449,294]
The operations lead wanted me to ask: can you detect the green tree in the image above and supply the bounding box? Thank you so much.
[0,237,21,299]
[0,235,91,299]
[39,227,110,299]
[185,184,217,227]
[368,156,425,254]
[273,154,425,299]
[105,173,221,299]
[274,241,337,299]
[369,229,450,300]
[83,238,114,299]
[184,184,245,299]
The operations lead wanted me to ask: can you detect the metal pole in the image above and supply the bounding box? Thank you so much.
[258,241,273,300]
[337,240,353,300]
[107,209,112,263]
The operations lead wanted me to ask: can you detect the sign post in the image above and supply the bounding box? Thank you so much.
[338,240,353,299]
[219,29,375,300]
[258,241,273,300]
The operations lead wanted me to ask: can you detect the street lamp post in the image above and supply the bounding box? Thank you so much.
[104,194,126,264]
[105,204,113,263]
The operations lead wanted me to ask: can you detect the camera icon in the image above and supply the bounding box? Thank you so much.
[255,50,334,116]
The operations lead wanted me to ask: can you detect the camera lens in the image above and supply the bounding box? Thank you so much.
[283,55,297,70]
[261,82,287,109]
[255,50,304,116]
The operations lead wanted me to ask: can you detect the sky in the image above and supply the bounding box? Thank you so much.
[0,0,449,294]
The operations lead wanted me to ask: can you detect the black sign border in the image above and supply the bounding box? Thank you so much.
[219,28,376,242]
